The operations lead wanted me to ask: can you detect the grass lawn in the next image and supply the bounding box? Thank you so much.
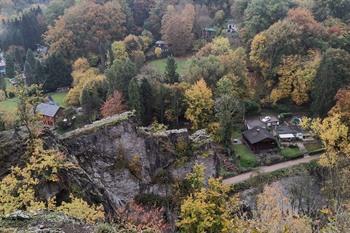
[280,147,302,159]
[148,57,191,75]
[50,92,67,107]
[0,91,68,114]
[0,97,18,114]
[232,130,242,139]
[233,144,257,168]
[304,142,324,153]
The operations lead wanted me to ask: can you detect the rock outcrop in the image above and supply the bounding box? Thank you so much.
[0,112,218,215]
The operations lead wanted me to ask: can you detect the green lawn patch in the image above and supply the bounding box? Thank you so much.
[305,142,324,153]
[0,97,18,114]
[232,130,241,139]
[50,91,67,107]
[0,91,68,114]
[148,57,191,75]
[280,147,302,159]
[233,144,257,168]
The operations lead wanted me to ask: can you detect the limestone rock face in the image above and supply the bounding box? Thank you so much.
[0,112,218,215]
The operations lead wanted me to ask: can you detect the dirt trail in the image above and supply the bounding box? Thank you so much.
[223,155,320,185]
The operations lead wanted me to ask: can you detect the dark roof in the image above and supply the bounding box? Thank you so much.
[243,127,276,144]
[275,125,298,135]
[289,125,308,134]
[36,102,61,117]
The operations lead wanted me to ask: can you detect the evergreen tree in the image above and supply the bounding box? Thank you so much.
[106,59,137,98]
[164,56,179,84]
[24,49,38,86]
[215,95,243,147]
[140,78,153,125]
[43,53,72,92]
[5,54,15,79]
[311,48,350,116]
[80,79,108,121]
[0,77,6,92]
[128,78,143,122]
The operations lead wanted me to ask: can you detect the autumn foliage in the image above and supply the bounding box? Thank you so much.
[100,91,127,118]
[117,201,170,233]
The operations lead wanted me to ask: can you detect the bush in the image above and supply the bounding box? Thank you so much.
[244,100,261,115]
[95,223,115,233]
[175,137,190,158]
[135,193,171,208]
[128,155,142,178]
[0,90,6,101]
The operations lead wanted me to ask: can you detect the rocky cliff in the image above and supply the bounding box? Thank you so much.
[0,112,218,215]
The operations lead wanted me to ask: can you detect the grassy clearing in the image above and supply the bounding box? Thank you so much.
[232,130,242,139]
[305,142,324,153]
[50,92,67,107]
[233,144,257,168]
[148,57,191,75]
[0,91,68,114]
[280,147,302,159]
[0,97,18,114]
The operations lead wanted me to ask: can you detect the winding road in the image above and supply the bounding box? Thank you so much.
[223,155,321,185]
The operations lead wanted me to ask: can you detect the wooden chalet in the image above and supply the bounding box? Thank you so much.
[36,101,62,126]
[243,127,278,153]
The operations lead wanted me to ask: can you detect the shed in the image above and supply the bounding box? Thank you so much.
[36,101,62,126]
[243,127,278,153]
[155,41,169,49]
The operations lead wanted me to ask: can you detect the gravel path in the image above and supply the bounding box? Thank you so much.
[223,155,321,185]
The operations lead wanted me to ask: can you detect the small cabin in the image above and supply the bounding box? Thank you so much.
[202,27,217,40]
[243,127,278,153]
[36,101,62,126]
[155,41,169,49]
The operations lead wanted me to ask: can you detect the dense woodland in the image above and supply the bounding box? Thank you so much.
[1,0,350,232]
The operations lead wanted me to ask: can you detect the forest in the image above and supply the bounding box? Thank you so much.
[1,0,350,232]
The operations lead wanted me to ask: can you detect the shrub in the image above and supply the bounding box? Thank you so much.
[58,195,104,223]
[0,90,6,101]
[117,201,170,232]
[207,122,221,142]
[95,223,116,233]
[244,100,261,115]
[155,47,162,58]
[135,193,171,208]
[128,155,142,178]
[175,137,190,158]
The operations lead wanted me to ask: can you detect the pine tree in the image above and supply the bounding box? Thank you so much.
[128,78,143,122]
[106,59,137,98]
[164,56,179,84]
[80,79,107,121]
[140,78,153,125]
[24,49,38,86]
[43,53,72,92]
[5,53,15,79]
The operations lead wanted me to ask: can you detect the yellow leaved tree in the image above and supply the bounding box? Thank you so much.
[65,57,106,106]
[0,139,104,222]
[177,178,240,233]
[184,79,214,130]
[301,114,350,167]
[270,50,321,105]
